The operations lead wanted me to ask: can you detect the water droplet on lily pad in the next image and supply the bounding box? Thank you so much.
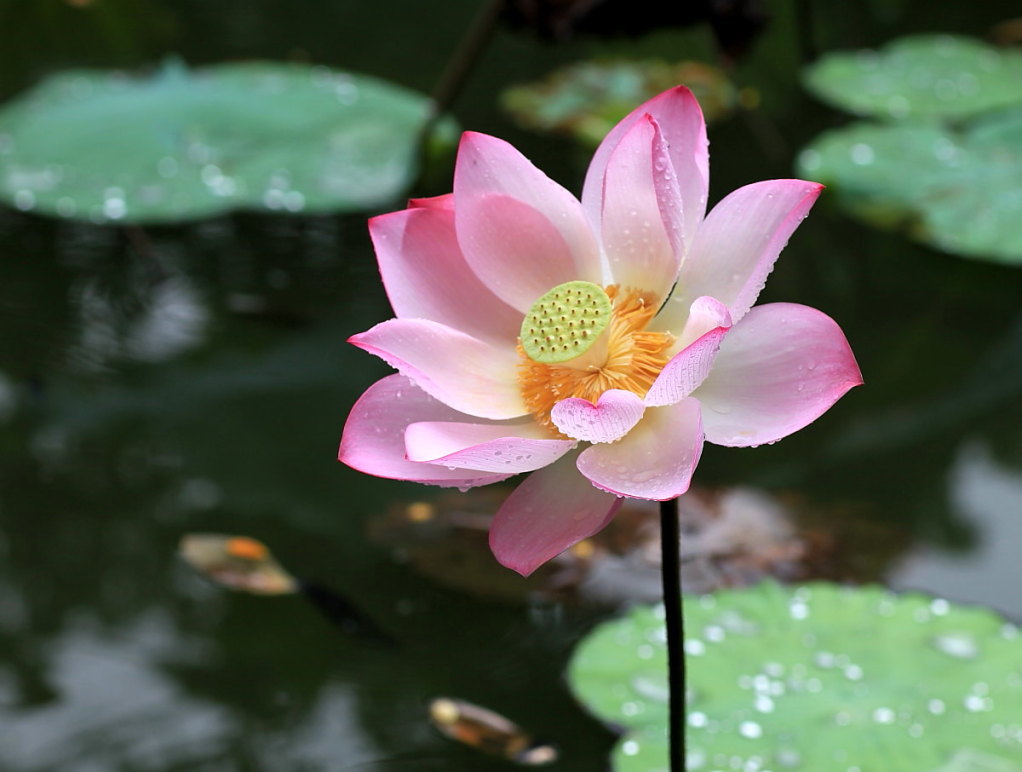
[933,632,981,660]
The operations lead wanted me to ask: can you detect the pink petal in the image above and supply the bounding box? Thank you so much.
[577,399,704,500]
[550,389,646,443]
[369,205,521,344]
[599,116,682,299]
[489,454,622,576]
[693,303,863,447]
[349,318,526,420]
[454,132,601,311]
[583,86,708,256]
[408,193,454,210]
[662,179,823,329]
[405,420,575,473]
[338,375,512,488]
[646,297,732,407]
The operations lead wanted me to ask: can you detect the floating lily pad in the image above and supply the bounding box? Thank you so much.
[798,110,1022,264]
[502,60,736,146]
[804,35,1022,120]
[0,60,455,223]
[569,583,1022,771]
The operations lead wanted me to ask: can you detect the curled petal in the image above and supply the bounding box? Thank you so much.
[349,318,526,420]
[583,86,708,256]
[551,389,646,443]
[338,375,512,488]
[370,205,521,344]
[646,297,732,407]
[489,454,622,576]
[600,116,684,300]
[577,399,704,500]
[694,303,863,447]
[661,179,823,330]
[454,132,601,311]
[405,421,575,473]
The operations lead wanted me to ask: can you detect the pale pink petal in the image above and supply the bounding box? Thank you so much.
[489,454,622,576]
[600,116,682,299]
[583,86,708,255]
[551,389,646,443]
[349,318,526,420]
[577,399,704,500]
[672,294,734,349]
[646,297,732,407]
[338,375,511,488]
[369,206,521,344]
[454,132,601,311]
[405,420,575,473]
[660,180,823,330]
[408,193,453,210]
[693,303,863,447]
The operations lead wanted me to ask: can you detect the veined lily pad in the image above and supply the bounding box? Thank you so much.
[0,60,455,224]
[569,583,1022,771]
[804,35,1022,120]
[502,60,736,147]
[798,110,1022,264]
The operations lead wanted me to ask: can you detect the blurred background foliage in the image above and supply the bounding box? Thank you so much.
[1,0,1021,769]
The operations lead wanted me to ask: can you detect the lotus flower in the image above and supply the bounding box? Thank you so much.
[339,86,861,576]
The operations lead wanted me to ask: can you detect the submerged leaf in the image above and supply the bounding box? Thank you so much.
[798,110,1022,264]
[804,35,1022,120]
[569,583,1022,771]
[502,60,737,146]
[179,533,297,595]
[0,60,456,223]
[369,488,877,605]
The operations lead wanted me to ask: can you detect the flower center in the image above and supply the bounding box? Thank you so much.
[517,284,674,435]
[519,281,613,364]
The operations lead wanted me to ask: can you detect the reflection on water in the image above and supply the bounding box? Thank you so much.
[893,441,1022,618]
[69,273,209,372]
[0,612,384,771]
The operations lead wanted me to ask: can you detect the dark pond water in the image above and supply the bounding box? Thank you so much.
[2,1,1022,770]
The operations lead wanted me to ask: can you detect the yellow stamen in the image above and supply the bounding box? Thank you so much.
[517,285,674,435]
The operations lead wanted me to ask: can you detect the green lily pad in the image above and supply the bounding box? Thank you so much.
[798,109,1022,264]
[502,60,736,147]
[0,60,455,224]
[804,35,1022,120]
[569,583,1022,771]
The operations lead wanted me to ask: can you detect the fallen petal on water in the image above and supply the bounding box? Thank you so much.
[428,697,558,765]
[178,533,298,595]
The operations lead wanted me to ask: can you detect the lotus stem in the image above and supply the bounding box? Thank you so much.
[660,497,686,770]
